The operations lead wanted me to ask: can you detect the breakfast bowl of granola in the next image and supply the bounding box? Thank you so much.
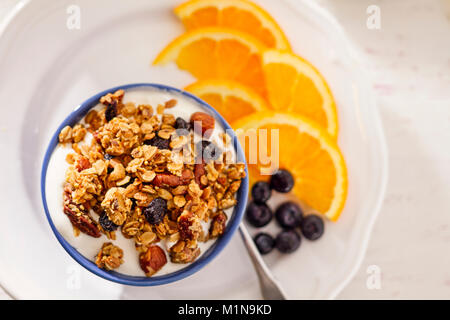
[40,83,249,286]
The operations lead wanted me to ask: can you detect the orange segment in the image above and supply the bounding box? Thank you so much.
[233,111,347,221]
[185,79,269,123]
[154,27,267,97]
[175,0,291,50]
[263,50,339,138]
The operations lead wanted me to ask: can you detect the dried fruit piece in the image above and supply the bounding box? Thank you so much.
[190,112,215,137]
[63,186,101,238]
[175,117,191,132]
[105,101,118,122]
[139,245,167,276]
[99,212,119,232]
[143,198,168,225]
[144,135,170,150]
[196,140,222,162]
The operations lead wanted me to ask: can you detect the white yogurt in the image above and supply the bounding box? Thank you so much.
[45,87,236,277]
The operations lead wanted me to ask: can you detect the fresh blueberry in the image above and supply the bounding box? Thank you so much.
[275,202,303,229]
[254,233,275,255]
[251,181,271,203]
[270,169,294,193]
[275,230,301,253]
[105,101,117,122]
[245,202,272,228]
[196,140,221,161]
[99,212,119,231]
[143,198,167,225]
[104,153,114,160]
[144,135,170,150]
[300,214,324,240]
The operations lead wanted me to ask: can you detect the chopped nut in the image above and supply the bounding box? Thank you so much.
[139,245,167,276]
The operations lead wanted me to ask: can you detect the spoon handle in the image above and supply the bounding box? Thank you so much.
[239,223,288,300]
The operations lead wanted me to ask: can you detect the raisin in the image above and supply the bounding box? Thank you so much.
[143,198,167,225]
[144,135,170,150]
[105,101,117,122]
[175,117,191,130]
[99,212,119,232]
[196,140,221,162]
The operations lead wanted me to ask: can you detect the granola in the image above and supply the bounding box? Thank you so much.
[57,90,246,276]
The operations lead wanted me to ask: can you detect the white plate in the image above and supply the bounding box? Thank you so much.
[0,0,387,299]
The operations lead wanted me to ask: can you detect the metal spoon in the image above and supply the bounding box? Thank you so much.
[239,223,288,300]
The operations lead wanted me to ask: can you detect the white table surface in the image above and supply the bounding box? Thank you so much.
[1,0,449,300]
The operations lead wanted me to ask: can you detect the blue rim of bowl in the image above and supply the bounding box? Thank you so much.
[40,83,249,286]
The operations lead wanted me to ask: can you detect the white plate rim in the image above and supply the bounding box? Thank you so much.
[0,0,389,300]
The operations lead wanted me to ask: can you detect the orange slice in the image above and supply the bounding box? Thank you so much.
[233,111,347,221]
[263,50,338,138]
[174,0,291,50]
[185,79,269,124]
[153,27,267,97]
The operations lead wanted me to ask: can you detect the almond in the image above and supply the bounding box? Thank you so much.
[190,112,215,138]
[139,245,167,276]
